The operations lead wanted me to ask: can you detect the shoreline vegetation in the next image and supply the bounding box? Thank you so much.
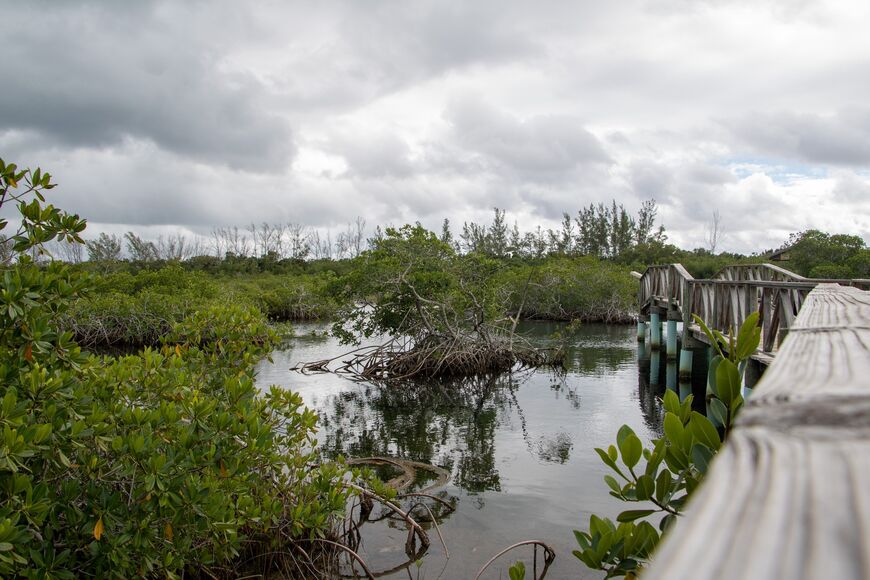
[3,157,868,577]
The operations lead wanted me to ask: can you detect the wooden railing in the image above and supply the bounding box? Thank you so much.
[643,283,870,580]
[638,263,869,354]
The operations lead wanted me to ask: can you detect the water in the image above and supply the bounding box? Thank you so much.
[255,322,692,579]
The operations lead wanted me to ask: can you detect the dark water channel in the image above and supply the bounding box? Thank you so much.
[255,322,703,579]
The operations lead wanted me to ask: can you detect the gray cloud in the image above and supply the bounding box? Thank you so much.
[723,107,870,167]
[444,97,611,181]
[1,0,868,253]
[0,1,294,172]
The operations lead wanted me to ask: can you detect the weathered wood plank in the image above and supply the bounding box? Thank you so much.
[643,284,870,580]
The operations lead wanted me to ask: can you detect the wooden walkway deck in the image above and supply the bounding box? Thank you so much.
[634,263,869,363]
[634,266,870,579]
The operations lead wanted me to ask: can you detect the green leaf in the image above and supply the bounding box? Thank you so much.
[635,474,655,501]
[604,475,622,495]
[595,447,627,480]
[707,355,722,397]
[736,312,761,360]
[659,513,677,533]
[616,509,656,523]
[509,560,525,580]
[708,398,728,427]
[687,412,721,450]
[616,425,635,448]
[655,469,673,504]
[620,433,643,470]
[663,413,685,450]
[662,389,680,415]
[692,444,715,475]
[715,358,741,408]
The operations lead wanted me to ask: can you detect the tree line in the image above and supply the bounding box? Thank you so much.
[44,199,666,264]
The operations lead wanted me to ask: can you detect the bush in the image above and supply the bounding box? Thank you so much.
[1,159,358,577]
[499,256,637,323]
[223,274,338,322]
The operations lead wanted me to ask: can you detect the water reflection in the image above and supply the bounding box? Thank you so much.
[255,322,704,579]
[319,372,591,494]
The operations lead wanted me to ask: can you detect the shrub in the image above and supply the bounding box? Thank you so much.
[573,313,762,577]
[1,159,358,577]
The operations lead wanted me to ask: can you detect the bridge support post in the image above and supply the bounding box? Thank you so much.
[650,309,662,350]
[637,320,647,342]
[650,348,661,388]
[743,358,765,398]
[666,318,678,360]
[679,348,693,382]
[666,361,678,391]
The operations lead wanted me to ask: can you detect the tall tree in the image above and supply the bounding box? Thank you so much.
[124,231,158,262]
[86,233,122,261]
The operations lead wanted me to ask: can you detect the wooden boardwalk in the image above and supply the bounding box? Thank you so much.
[634,265,870,579]
[634,263,869,363]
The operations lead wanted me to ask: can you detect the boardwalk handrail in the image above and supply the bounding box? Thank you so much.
[643,283,870,580]
[638,263,869,354]
[712,262,806,282]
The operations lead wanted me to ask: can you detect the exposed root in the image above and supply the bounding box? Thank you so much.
[346,456,450,493]
[292,333,563,382]
[475,540,556,580]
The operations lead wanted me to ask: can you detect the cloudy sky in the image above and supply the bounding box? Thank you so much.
[2,0,869,253]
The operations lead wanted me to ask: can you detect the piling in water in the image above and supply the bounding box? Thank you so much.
[666,319,678,360]
[650,311,662,350]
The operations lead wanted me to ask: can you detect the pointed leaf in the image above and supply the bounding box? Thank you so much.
[715,358,741,408]
[691,444,715,475]
[616,509,656,523]
[688,412,721,450]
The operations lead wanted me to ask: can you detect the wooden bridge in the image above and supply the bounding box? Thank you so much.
[633,263,869,376]
[633,263,870,579]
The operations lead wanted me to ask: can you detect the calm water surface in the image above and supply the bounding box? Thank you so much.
[255,322,683,579]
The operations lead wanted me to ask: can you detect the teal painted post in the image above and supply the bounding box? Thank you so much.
[666,319,678,360]
[666,361,677,392]
[679,348,693,382]
[679,381,692,402]
[650,311,662,350]
[650,349,660,387]
[637,321,647,342]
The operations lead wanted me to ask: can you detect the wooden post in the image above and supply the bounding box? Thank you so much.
[666,318,678,360]
[681,277,693,343]
[637,320,647,342]
[650,309,662,350]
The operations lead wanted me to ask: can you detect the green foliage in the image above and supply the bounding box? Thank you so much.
[499,256,637,323]
[331,224,472,342]
[509,560,526,580]
[1,159,360,577]
[222,273,338,322]
[61,266,222,347]
[62,263,339,348]
[782,229,867,279]
[574,313,762,577]
[0,159,86,262]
